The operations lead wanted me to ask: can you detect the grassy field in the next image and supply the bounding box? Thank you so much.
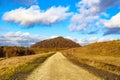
[62,40,120,76]
[0,52,54,80]
[0,58,5,61]
[0,40,120,79]
[32,48,68,53]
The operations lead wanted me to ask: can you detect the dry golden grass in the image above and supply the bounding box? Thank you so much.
[74,55,120,75]
[0,52,54,80]
[62,40,120,75]
[0,58,5,61]
[32,48,68,54]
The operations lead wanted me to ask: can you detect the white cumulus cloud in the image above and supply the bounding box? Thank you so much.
[0,33,117,47]
[69,0,101,31]
[66,36,115,46]
[69,0,120,33]
[2,5,71,27]
[104,12,120,28]
[0,31,43,47]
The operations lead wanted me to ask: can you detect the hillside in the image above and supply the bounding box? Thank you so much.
[63,40,120,57]
[31,36,81,48]
[63,40,120,76]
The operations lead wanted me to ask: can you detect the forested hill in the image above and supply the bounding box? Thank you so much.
[31,37,81,48]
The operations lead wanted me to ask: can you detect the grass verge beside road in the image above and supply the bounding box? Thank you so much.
[0,52,54,80]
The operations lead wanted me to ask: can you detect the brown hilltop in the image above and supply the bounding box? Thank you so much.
[31,36,81,48]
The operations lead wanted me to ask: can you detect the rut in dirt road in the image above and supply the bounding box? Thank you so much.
[27,52,103,80]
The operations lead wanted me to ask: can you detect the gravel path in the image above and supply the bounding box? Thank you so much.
[26,52,103,80]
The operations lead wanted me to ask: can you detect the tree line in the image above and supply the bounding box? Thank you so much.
[0,46,35,58]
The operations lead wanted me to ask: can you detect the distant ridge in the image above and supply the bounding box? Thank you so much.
[31,36,81,48]
[63,40,120,56]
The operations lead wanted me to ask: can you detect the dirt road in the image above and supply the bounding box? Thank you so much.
[27,52,103,80]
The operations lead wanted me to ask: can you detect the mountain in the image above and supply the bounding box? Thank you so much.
[31,36,81,48]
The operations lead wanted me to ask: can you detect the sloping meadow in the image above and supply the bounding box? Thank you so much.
[62,40,120,76]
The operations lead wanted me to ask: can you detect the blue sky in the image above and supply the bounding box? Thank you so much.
[0,0,120,46]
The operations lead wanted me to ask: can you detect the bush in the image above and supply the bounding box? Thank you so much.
[24,48,35,55]
[0,46,35,58]
[0,47,5,57]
